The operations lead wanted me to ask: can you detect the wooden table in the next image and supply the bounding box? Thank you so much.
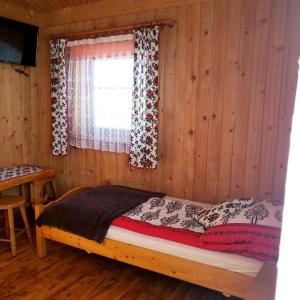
[0,166,56,205]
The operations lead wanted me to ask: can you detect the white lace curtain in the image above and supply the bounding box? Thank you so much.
[66,34,134,153]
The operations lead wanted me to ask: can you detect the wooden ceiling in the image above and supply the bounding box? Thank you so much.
[6,0,102,12]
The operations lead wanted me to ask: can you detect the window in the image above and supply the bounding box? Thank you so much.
[50,26,160,168]
[66,34,134,153]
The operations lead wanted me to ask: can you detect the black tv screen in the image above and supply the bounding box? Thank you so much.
[0,17,39,67]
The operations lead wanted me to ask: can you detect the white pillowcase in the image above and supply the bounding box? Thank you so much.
[192,197,256,229]
[226,200,283,228]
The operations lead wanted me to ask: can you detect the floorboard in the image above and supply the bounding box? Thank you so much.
[0,235,241,300]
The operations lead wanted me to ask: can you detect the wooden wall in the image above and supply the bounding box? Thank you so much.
[1,0,300,204]
[0,64,39,167]
[0,0,41,25]
[0,1,40,167]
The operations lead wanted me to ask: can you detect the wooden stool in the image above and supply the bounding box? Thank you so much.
[0,196,32,256]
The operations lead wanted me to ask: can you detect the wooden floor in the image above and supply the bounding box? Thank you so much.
[0,235,241,300]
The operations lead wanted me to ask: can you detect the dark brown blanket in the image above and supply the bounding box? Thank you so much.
[36,185,165,243]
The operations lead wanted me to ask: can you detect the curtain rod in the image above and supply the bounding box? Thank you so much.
[49,20,175,41]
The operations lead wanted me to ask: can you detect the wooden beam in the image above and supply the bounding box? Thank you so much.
[0,0,41,26]
[39,0,213,27]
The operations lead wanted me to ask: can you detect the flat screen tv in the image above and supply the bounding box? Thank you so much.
[0,17,39,67]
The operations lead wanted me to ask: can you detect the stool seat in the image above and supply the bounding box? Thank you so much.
[0,196,25,209]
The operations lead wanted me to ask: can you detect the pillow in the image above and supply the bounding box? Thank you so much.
[192,197,255,229]
[227,200,283,228]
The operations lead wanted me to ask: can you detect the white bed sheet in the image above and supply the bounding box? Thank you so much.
[106,196,263,277]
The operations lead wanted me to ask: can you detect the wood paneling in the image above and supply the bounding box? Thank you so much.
[5,0,101,12]
[39,0,212,27]
[0,1,42,167]
[1,0,300,204]
[0,2,41,167]
[0,0,41,25]
[0,63,39,167]
[30,0,300,204]
[2,0,213,27]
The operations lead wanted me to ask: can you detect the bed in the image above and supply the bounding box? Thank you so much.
[34,185,272,299]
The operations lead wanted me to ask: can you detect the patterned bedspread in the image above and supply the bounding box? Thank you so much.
[112,197,208,248]
[112,196,280,261]
[0,166,43,182]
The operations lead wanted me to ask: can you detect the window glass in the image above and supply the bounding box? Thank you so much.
[94,57,133,130]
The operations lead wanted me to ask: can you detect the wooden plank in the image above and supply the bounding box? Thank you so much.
[204,0,227,203]
[271,0,300,203]
[244,0,273,199]
[217,0,243,201]
[6,0,101,13]
[0,0,41,26]
[257,0,289,201]
[156,7,179,196]
[193,0,215,202]
[0,62,37,168]
[181,2,201,200]
[39,0,214,27]
[171,5,188,198]
[230,0,257,199]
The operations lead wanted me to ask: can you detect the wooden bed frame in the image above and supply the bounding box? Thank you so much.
[34,186,256,299]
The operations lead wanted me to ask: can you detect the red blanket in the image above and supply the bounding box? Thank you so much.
[197,224,281,261]
[112,216,204,247]
[112,217,280,261]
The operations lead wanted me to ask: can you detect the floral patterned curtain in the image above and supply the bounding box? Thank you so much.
[129,26,160,169]
[50,39,68,156]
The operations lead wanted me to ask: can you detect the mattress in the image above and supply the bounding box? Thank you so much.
[107,196,263,277]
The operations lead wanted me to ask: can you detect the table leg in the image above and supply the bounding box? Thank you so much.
[30,179,51,205]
